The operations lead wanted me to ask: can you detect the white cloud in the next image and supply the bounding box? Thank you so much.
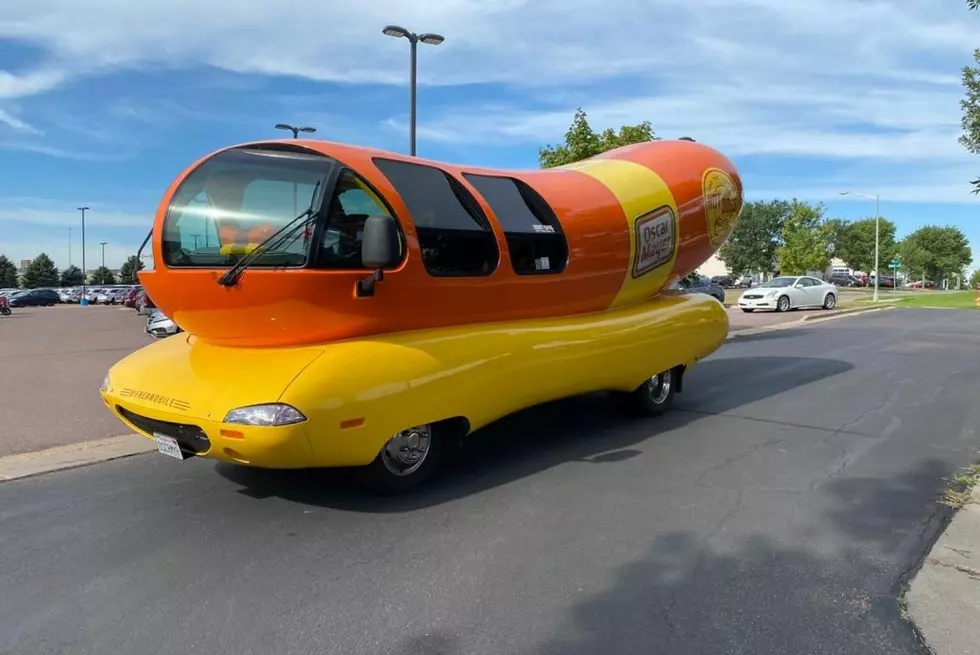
[0,197,152,228]
[0,107,40,134]
[0,0,977,198]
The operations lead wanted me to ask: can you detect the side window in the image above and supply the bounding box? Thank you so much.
[315,170,399,270]
[798,277,814,287]
[373,158,498,277]
[462,173,568,275]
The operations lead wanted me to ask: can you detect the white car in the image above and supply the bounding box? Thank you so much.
[146,309,181,338]
[738,275,838,313]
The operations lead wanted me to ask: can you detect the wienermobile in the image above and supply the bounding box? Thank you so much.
[99,136,743,492]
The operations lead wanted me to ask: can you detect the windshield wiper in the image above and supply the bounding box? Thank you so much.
[217,181,321,287]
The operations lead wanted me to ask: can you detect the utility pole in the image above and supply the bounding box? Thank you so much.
[78,207,89,305]
[68,227,72,267]
[382,25,445,156]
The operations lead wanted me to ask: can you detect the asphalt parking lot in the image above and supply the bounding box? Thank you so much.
[2,308,978,655]
[0,305,150,457]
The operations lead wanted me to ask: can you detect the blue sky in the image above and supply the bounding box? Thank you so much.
[0,0,978,271]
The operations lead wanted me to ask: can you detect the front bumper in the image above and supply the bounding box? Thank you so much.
[738,295,777,310]
[102,392,316,468]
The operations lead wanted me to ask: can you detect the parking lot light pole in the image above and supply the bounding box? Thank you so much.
[839,191,880,302]
[382,25,445,157]
[78,207,89,306]
[99,242,108,283]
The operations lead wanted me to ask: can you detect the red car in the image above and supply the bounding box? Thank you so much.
[123,286,143,308]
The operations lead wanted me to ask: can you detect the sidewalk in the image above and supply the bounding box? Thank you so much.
[906,484,980,655]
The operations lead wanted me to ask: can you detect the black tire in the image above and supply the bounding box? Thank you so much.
[0,307,9,316]
[741,308,754,313]
[823,293,837,310]
[626,369,677,417]
[358,423,445,494]
[776,295,791,312]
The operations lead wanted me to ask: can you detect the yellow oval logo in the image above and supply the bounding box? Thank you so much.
[702,168,741,247]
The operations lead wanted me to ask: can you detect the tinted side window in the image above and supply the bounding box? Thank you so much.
[373,158,498,276]
[462,174,568,275]
[315,170,402,270]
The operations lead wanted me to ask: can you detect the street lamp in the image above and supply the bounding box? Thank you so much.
[382,25,445,157]
[274,123,317,214]
[274,123,317,139]
[839,191,881,303]
[68,227,72,267]
[99,241,108,283]
[78,207,89,306]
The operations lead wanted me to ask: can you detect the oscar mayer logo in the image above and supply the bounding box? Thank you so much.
[632,205,676,279]
[702,168,741,247]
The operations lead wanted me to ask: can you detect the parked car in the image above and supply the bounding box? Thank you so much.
[710,275,734,288]
[122,287,143,308]
[8,288,60,307]
[737,275,838,313]
[135,289,156,315]
[672,274,725,303]
[828,273,862,287]
[146,309,181,338]
[733,275,754,288]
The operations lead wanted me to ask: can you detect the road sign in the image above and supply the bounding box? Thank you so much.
[889,259,900,268]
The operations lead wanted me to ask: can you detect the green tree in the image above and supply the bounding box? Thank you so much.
[777,200,832,275]
[118,255,144,284]
[539,108,656,168]
[21,253,59,288]
[898,226,973,282]
[962,0,980,193]
[969,269,980,288]
[59,265,84,286]
[718,199,790,275]
[0,254,18,288]
[89,266,116,285]
[834,217,898,276]
[824,218,851,256]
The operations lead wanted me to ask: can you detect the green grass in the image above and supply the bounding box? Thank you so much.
[895,291,980,309]
[942,463,980,509]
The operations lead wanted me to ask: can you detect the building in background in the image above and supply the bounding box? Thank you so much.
[18,259,31,273]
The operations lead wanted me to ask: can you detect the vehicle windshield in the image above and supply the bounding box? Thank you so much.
[161,148,332,268]
[759,276,797,288]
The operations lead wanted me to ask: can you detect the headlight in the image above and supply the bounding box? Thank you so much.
[765,290,778,297]
[100,374,110,393]
[223,404,307,426]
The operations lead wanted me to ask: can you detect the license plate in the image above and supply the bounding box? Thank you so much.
[154,433,185,460]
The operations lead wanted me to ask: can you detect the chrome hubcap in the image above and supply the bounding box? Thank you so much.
[381,424,432,476]
[648,369,673,404]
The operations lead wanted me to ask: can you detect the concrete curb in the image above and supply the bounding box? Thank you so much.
[727,306,894,339]
[905,485,980,655]
[800,304,894,321]
[0,434,154,482]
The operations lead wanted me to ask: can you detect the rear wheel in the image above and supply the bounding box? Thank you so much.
[358,423,445,494]
[627,369,677,417]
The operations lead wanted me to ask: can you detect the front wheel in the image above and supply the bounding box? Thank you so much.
[627,369,677,417]
[0,307,9,316]
[358,423,444,494]
[823,293,837,310]
[776,295,791,312]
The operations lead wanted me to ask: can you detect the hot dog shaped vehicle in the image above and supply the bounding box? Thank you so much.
[99,137,743,493]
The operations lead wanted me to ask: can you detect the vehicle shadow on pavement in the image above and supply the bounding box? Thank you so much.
[523,456,958,655]
[216,356,854,511]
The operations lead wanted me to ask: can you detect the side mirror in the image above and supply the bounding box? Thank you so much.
[361,215,400,269]
[357,215,400,298]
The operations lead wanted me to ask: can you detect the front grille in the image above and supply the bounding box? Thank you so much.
[117,406,211,454]
[743,294,764,299]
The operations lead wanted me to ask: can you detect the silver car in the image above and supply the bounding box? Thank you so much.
[145,309,181,338]
[738,275,838,313]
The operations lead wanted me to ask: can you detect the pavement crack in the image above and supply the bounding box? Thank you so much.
[926,558,980,581]
[694,437,785,487]
[676,408,869,437]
